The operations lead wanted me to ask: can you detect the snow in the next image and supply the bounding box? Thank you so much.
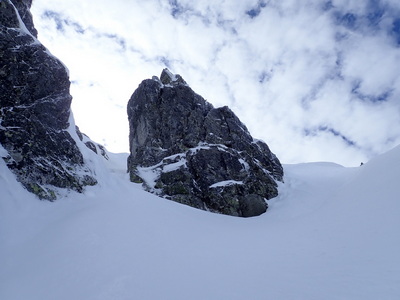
[136,164,161,190]
[135,153,187,190]
[162,157,187,173]
[1,142,400,299]
[0,144,8,157]
[188,142,229,154]
[210,180,244,188]
[8,0,40,46]
[238,158,250,171]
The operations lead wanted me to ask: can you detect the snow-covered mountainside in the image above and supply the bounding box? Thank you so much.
[1,143,399,299]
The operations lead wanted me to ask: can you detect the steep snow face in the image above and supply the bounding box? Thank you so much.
[0,145,399,299]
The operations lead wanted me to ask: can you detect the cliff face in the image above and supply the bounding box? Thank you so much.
[0,0,96,200]
[127,69,283,217]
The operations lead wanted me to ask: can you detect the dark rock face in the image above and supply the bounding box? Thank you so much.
[0,0,96,200]
[127,69,283,217]
[76,126,109,160]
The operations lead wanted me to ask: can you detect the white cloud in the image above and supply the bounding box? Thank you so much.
[30,0,400,166]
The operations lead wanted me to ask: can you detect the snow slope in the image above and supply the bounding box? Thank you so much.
[1,144,399,300]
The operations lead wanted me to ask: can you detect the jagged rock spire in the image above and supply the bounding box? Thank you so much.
[127,69,283,217]
[159,68,187,85]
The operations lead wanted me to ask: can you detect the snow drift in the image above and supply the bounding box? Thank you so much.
[1,143,399,299]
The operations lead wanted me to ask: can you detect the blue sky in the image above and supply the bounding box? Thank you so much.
[30,0,400,166]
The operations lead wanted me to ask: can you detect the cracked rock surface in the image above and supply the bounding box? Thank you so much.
[0,0,96,200]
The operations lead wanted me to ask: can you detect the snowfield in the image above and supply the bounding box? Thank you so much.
[1,144,399,300]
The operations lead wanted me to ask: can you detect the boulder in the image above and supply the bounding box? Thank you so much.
[127,69,283,217]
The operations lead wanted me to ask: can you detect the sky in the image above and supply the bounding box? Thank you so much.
[30,0,400,166]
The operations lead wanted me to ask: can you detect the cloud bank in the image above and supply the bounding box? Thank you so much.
[30,0,400,166]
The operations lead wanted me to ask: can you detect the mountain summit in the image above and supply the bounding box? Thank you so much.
[127,69,283,217]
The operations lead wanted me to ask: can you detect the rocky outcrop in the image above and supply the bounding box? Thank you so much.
[0,0,96,200]
[127,69,283,217]
[76,126,109,160]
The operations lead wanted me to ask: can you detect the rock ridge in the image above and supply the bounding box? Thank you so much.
[0,0,97,200]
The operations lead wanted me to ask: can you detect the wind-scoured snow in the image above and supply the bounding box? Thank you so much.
[7,0,40,45]
[135,152,187,191]
[209,180,244,188]
[162,157,187,173]
[1,143,399,300]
